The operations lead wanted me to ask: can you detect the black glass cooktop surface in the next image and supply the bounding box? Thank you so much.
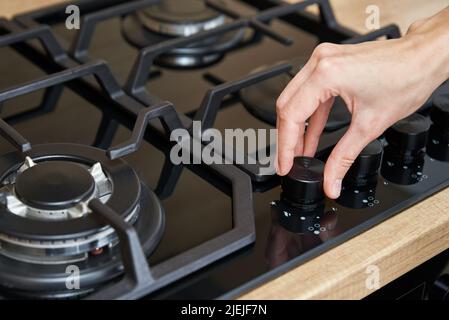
[0,0,448,300]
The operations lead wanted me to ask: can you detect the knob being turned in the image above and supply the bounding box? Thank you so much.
[281,157,325,210]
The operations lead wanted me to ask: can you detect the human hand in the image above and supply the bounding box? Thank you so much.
[276,11,449,199]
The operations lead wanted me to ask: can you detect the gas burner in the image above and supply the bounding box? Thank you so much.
[1,158,111,221]
[138,0,226,37]
[0,144,164,297]
[240,63,352,132]
[121,0,247,68]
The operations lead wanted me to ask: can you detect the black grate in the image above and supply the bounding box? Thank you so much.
[0,54,255,298]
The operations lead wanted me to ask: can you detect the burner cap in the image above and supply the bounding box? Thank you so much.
[15,161,95,211]
[139,0,225,37]
[240,64,351,132]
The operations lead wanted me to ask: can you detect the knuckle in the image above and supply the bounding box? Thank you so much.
[340,156,355,169]
[313,43,338,59]
[276,105,290,121]
[276,96,287,112]
[315,57,338,77]
[408,19,425,33]
[327,153,355,171]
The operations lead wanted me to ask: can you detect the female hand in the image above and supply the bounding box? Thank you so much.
[276,8,449,199]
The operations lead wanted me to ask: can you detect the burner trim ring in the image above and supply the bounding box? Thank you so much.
[137,10,226,37]
[0,183,164,295]
[0,143,141,240]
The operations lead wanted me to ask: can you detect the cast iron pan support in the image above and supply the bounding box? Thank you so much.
[0,22,124,150]
[0,119,31,153]
[206,0,338,30]
[87,153,254,299]
[124,0,334,103]
[209,0,401,44]
[193,62,292,133]
[0,19,68,63]
[342,24,401,44]
[89,199,155,295]
[0,61,255,300]
[0,60,132,154]
[85,104,255,299]
[107,101,183,159]
[69,0,162,62]
[126,20,248,102]
[0,20,72,153]
[86,100,184,299]
[84,99,255,299]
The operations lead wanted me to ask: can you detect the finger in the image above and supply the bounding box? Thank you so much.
[277,80,327,176]
[293,122,306,156]
[280,63,319,160]
[303,97,334,157]
[323,125,372,199]
[276,117,302,176]
[274,115,280,173]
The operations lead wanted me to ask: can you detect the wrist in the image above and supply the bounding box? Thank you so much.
[405,9,449,83]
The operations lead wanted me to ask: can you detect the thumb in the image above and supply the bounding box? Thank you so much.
[324,125,372,199]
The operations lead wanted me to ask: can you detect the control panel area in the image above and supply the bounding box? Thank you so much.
[272,96,449,237]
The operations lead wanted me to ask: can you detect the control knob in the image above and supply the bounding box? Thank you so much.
[384,113,430,164]
[382,113,430,185]
[281,157,325,211]
[343,139,383,188]
[427,95,449,161]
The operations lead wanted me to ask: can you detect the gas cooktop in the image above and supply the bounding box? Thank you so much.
[0,0,448,299]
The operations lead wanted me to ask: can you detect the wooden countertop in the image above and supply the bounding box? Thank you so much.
[2,0,449,300]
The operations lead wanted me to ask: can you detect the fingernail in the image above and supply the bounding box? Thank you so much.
[331,179,342,198]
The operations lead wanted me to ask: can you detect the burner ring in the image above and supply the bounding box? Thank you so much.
[0,144,141,240]
[138,11,225,38]
[138,0,226,37]
[121,14,247,69]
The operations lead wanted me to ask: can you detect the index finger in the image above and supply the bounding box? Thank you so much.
[276,118,304,176]
[276,77,327,176]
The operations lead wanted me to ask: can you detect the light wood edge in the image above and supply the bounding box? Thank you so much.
[239,188,449,299]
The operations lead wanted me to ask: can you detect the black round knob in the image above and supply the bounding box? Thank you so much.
[431,95,449,130]
[427,95,449,161]
[344,140,383,188]
[385,113,430,153]
[281,157,325,207]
